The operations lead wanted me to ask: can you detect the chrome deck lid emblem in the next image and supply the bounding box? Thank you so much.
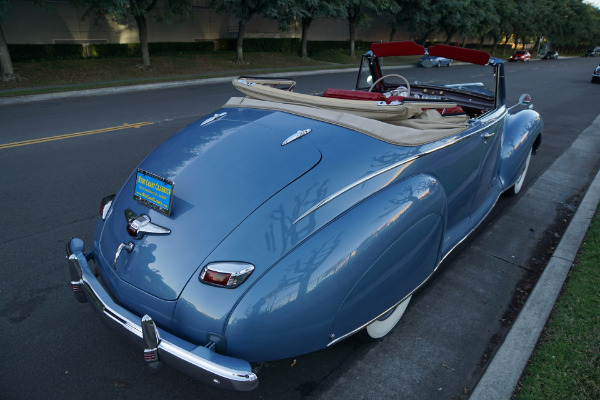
[282,129,312,146]
[125,209,171,239]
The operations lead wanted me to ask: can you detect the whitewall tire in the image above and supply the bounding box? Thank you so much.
[511,148,532,195]
[360,295,412,341]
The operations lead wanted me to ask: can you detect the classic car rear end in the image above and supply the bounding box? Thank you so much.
[67,41,542,390]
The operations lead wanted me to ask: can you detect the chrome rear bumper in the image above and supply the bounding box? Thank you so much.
[66,237,258,391]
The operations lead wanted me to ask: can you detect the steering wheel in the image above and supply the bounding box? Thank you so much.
[369,74,411,96]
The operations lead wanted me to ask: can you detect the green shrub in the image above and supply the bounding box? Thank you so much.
[307,40,371,54]
[8,39,369,62]
[8,44,82,62]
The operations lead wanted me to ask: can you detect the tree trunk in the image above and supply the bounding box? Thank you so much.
[419,30,433,45]
[389,22,397,42]
[533,35,540,56]
[134,15,150,68]
[478,36,485,50]
[348,18,356,57]
[301,17,312,59]
[502,36,510,56]
[347,5,359,58]
[444,31,453,45]
[235,0,251,63]
[0,24,16,81]
[237,19,246,63]
[491,36,498,56]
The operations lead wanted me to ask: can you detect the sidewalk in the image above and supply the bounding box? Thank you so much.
[470,114,600,399]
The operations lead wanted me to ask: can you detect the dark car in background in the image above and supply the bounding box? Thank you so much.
[509,50,531,62]
[585,48,600,57]
[592,64,600,83]
[542,51,558,60]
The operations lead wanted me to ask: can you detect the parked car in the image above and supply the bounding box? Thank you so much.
[418,55,452,67]
[542,50,558,60]
[592,64,600,83]
[67,40,543,391]
[509,50,531,62]
[585,48,600,57]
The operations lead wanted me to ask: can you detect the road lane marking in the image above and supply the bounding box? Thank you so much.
[0,121,154,150]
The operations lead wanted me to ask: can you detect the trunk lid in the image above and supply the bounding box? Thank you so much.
[98,111,321,300]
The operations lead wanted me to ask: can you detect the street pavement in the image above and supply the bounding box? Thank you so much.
[2,70,600,399]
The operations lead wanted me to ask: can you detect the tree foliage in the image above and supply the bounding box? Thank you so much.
[387,0,600,53]
[4,0,600,75]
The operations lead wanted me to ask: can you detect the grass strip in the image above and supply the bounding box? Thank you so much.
[0,51,361,96]
[515,209,600,399]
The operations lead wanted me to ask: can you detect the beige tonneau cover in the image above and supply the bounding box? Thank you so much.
[230,78,471,146]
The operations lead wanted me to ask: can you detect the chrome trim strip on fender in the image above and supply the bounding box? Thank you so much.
[293,156,419,224]
[294,107,507,225]
[329,128,538,345]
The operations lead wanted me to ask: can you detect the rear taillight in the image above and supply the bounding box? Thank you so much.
[99,194,116,220]
[199,262,255,288]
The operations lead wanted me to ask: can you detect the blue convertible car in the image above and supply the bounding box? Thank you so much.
[418,54,452,67]
[67,41,542,390]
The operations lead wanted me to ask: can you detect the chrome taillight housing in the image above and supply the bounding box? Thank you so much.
[99,194,116,220]
[199,262,255,288]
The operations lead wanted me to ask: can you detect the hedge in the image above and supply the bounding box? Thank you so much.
[7,39,374,62]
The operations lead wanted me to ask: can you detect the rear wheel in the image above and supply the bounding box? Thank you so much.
[359,295,411,341]
[511,148,532,195]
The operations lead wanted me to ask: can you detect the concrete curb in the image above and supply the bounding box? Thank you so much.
[470,115,600,399]
[0,67,359,106]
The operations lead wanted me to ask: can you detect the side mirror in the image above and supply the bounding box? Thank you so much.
[518,93,532,106]
[517,93,533,109]
[508,94,533,111]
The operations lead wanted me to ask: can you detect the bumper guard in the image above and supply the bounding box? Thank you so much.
[66,237,258,391]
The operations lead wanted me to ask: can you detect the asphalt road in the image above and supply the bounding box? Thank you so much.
[1,57,600,399]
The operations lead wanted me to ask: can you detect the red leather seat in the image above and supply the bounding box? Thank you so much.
[323,88,386,101]
[437,105,465,115]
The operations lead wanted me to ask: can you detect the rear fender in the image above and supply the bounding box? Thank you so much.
[499,109,543,189]
[224,174,446,362]
[330,212,443,340]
